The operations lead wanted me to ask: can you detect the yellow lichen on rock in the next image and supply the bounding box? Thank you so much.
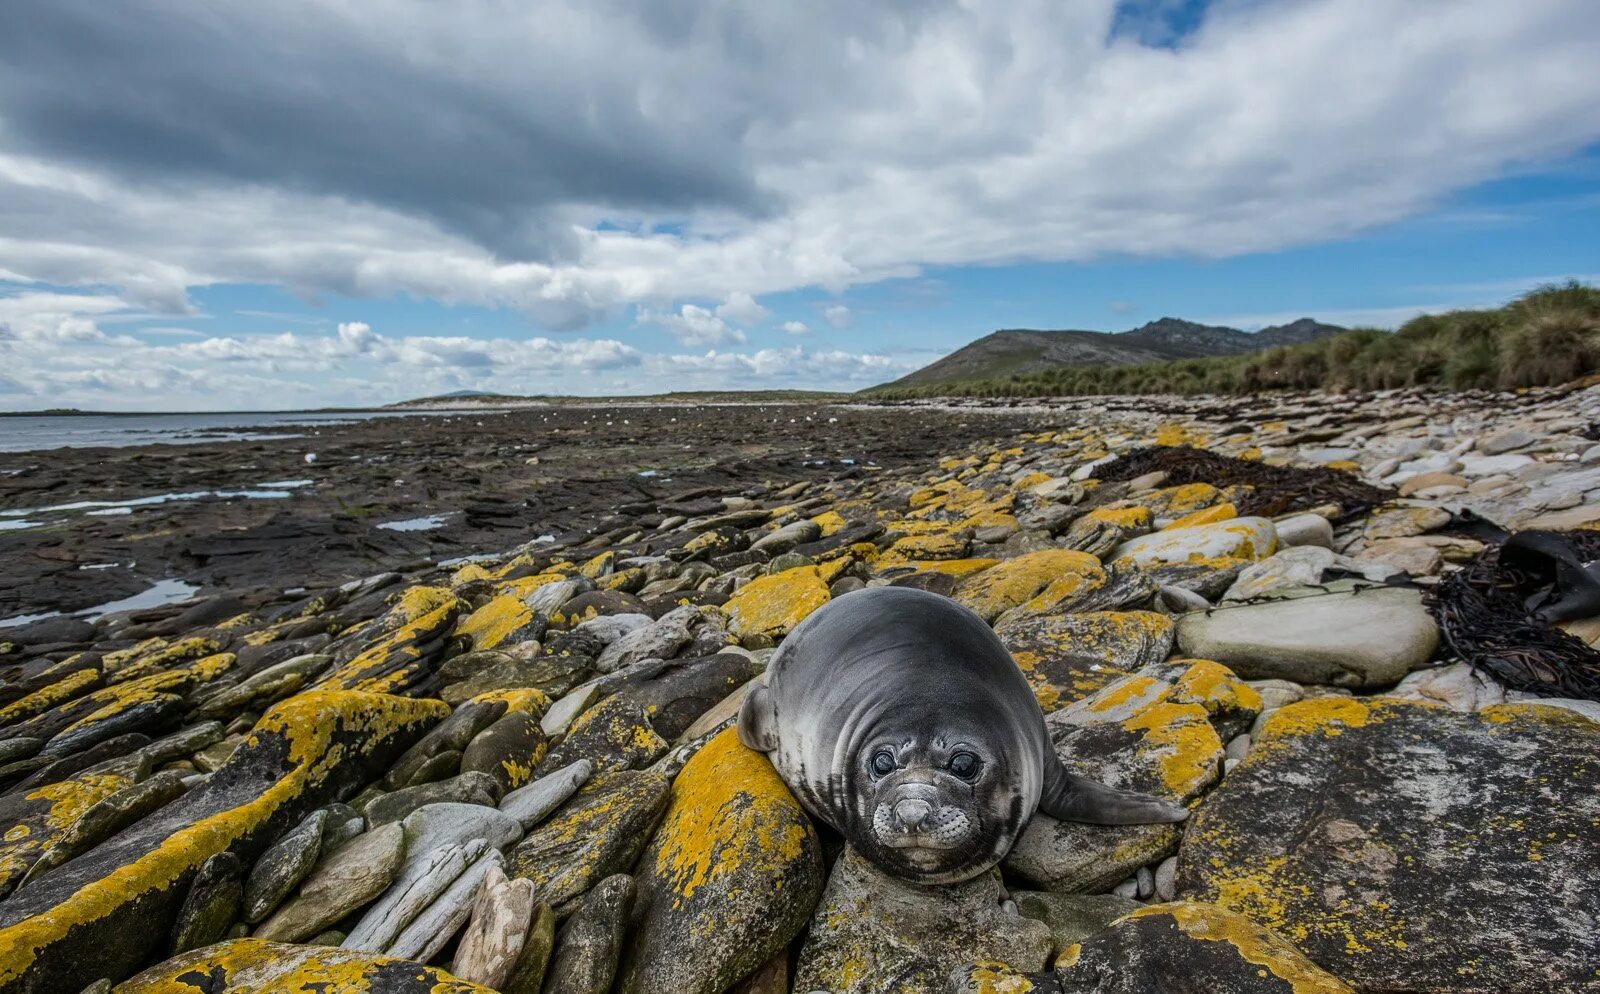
[1123,903,1355,994]
[470,687,552,717]
[108,637,222,684]
[650,728,817,909]
[0,771,133,893]
[878,558,1000,581]
[1154,424,1208,448]
[1081,506,1153,529]
[579,550,615,578]
[1120,701,1224,797]
[724,566,831,639]
[0,691,446,992]
[810,510,848,537]
[0,668,100,729]
[955,550,1103,622]
[496,571,565,600]
[880,531,971,564]
[454,594,534,651]
[114,937,494,994]
[1167,659,1263,719]
[1163,503,1238,530]
[1256,697,1378,745]
[951,961,1039,994]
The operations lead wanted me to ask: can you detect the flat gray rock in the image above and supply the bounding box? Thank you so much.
[254,822,406,943]
[498,759,593,830]
[1176,585,1438,687]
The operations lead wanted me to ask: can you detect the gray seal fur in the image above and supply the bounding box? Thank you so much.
[738,585,1186,884]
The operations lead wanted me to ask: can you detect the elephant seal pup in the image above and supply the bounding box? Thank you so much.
[738,585,1187,885]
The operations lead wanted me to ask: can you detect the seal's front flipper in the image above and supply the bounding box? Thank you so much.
[736,682,779,752]
[1038,758,1188,825]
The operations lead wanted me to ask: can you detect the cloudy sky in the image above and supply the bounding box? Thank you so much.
[2,0,1598,411]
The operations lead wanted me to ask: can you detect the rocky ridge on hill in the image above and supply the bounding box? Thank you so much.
[875,316,1348,390]
[0,382,1598,994]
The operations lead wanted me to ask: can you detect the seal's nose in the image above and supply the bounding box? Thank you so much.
[894,798,933,830]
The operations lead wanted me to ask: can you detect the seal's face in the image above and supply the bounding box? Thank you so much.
[846,731,1027,884]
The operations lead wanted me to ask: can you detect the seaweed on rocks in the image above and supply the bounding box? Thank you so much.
[1428,531,1600,701]
[1094,446,1393,522]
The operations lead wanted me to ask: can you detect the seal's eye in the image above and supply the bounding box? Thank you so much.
[870,750,896,777]
[948,751,982,781]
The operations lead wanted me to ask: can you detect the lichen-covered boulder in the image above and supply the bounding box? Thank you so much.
[314,587,466,693]
[20,771,192,890]
[0,690,446,994]
[0,770,135,898]
[1050,902,1353,994]
[3,654,231,751]
[455,594,543,652]
[795,846,1051,994]
[1174,585,1438,687]
[509,769,671,915]
[948,962,1063,994]
[722,566,831,640]
[1178,699,1600,993]
[112,937,493,994]
[534,696,667,776]
[1111,517,1277,566]
[1004,673,1225,892]
[0,669,102,732]
[440,645,586,704]
[997,611,1175,712]
[461,711,549,791]
[619,729,823,994]
[954,550,1103,623]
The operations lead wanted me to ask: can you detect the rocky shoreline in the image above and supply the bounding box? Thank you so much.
[0,404,1050,623]
[0,384,1597,994]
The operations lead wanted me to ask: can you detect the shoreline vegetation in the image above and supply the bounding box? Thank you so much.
[9,283,1597,418]
[868,281,1600,400]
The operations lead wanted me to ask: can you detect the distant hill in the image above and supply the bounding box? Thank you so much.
[873,316,1347,391]
[866,281,1600,399]
[387,389,849,410]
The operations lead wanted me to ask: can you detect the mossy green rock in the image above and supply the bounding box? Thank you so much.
[795,846,1051,994]
[169,851,243,954]
[1178,699,1600,993]
[543,875,634,994]
[254,821,406,943]
[0,690,446,994]
[1013,891,1141,959]
[618,729,823,994]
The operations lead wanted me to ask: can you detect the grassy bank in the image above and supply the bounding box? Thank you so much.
[870,281,1600,399]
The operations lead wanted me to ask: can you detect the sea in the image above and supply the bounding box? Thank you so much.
[0,410,427,453]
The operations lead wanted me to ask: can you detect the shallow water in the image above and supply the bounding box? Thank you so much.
[0,410,428,453]
[0,577,201,629]
[0,487,304,529]
[375,513,453,532]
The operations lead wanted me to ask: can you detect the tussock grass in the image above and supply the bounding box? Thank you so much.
[870,281,1600,399]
